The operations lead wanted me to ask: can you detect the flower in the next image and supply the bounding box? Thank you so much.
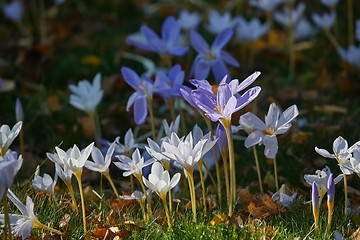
[127,16,188,57]
[0,121,22,155]
[69,73,103,114]
[113,128,144,155]
[121,67,157,124]
[347,146,360,177]
[142,162,180,199]
[235,17,269,43]
[356,19,360,41]
[2,0,23,22]
[0,150,23,199]
[337,45,360,70]
[32,167,58,194]
[304,166,343,201]
[239,103,298,159]
[163,115,180,139]
[294,18,314,40]
[15,98,24,122]
[320,0,339,7]
[193,75,261,123]
[312,12,336,30]
[271,184,297,208]
[178,10,201,31]
[312,182,320,228]
[190,29,240,81]
[119,190,150,202]
[249,0,284,12]
[114,148,153,178]
[327,174,335,206]
[154,64,184,100]
[162,132,207,174]
[206,10,240,34]
[0,190,38,239]
[274,3,305,27]
[315,136,359,174]
[85,143,115,174]
[55,143,94,175]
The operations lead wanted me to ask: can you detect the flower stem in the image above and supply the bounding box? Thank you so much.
[186,170,197,223]
[166,99,176,123]
[136,175,152,220]
[220,118,235,216]
[220,150,230,208]
[197,159,207,213]
[327,201,334,236]
[34,219,63,236]
[65,181,78,212]
[147,96,156,140]
[347,0,354,45]
[3,188,12,240]
[19,127,24,157]
[344,175,348,216]
[252,146,263,193]
[272,157,279,191]
[103,172,120,199]
[178,100,187,136]
[161,194,172,229]
[203,115,222,206]
[163,164,173,215]
[90,110,102,146]
[74,172,87,233]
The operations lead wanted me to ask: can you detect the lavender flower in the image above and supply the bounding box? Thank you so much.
[249,0,284,12]
[127,16,188,57]
[154,64,184,100]
[356,19,360,41]
[113,128,144,155]
[338,45,360,70]
[190,29,240,81]
[178,10,201,31]
[320,0,340,7]
[0,150,23,199]
[312,12,336,30]
[236,17,269,43]
[274,3,305,27]
[312,182,320,228]
[121,67,157,124]
[32,167,58,194]
[206,10,240,34]
[0,121,22,155]
[2,0,23,22]
[294,18,314,40]
[15,98,24,122]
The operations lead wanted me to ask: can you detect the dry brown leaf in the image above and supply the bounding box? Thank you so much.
[77,116,95,137]
[247,194,279,219]
[209,213,229,226]
[237,187,254,203]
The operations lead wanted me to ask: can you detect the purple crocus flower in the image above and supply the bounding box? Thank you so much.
[154,64,184,100]
[312,181,320,228]
[2,0,23,22]
[192,75,261,122]
[327,173,335,207]
[190,28,240,81]
[121,67,157,125]
[127,16,188,57]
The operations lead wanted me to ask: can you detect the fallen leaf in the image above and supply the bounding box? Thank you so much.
[247,193,280,219]
[209,213,229,226]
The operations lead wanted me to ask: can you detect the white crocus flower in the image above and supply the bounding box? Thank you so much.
[236,17,269,43]
[0,190,62,239]
[192,125,217,160]
[315,136,359,174]
[346,146,360,177]
[114,148,153,178]
[271,184,297,208]
[294,18,314,41]
[0,150,23,199]
[85,143,115,174]
[142,162,180,199]
[337,45,360,70]
[239,103,299,159]
[32,166,58,194]
[304,166,343,202]
[55,143,94,175]
[162,132,207,175]
[312,12,336,30]
[119,190,148,201]
[206,10,240,34]
[0,121,22,155]
[113,129,144,155]
[69,73,103,114]
[163,115,180,139]
[145,138,171,170]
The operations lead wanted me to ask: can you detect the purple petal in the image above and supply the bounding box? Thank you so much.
[211,59,229,82]
[194,60,211,79]
[121,67,141,89]
[190,30,210,53]
[134,96,148,125]
[217,84,232,110]
[236,86,261,110]
[141,25,160,43]
[220,50,240,67]
[239,112,266,130]
[168,46,189,56]
[212,28,233,50]
[162,16,180,45]
[179,86,197,109]
[236,71,261,92]
[126,91,143,111]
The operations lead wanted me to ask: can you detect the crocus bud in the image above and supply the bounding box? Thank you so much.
[327,173,335,208]
[312,182,320,228]
[15,98,24,122]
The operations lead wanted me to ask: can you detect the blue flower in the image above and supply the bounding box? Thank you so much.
[127,16,188,57]
[121,67,157,125]
[236,17,269,43]
[154,64,184,100]
[190,28,240,81]
[206,10,240,34]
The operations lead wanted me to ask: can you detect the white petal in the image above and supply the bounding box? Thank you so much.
[315,147,335,159]
[244,131,263,148]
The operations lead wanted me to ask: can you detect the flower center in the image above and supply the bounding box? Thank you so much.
[261,126,275,135]
[205,51,217,61]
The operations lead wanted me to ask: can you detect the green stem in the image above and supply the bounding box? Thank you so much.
[220,118,235,216]
[178,100,187,136]
[19,128,24,157]
[344,175,348,216]
[186,170,197,223]
[103,172,120,199]
[203,115,222,206]
[130,175,134,192]
[90,110,102,146]
[147,96,156,140]
[252,146,263,193]
[74,172,87,233]
[163,163,172,215]
[161,194,172,229]
[166,99,176,123]
[220,150,230,208]
[3,188,12,240]
[65,181,78,212]
[197,159,207,213]
[324,29,341,50]
[288,22,295,82]
[38,0,47,43]
[347,0,354,45]
[327,201,334,236]
[272,157,279,191]
[136,175,152,220]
